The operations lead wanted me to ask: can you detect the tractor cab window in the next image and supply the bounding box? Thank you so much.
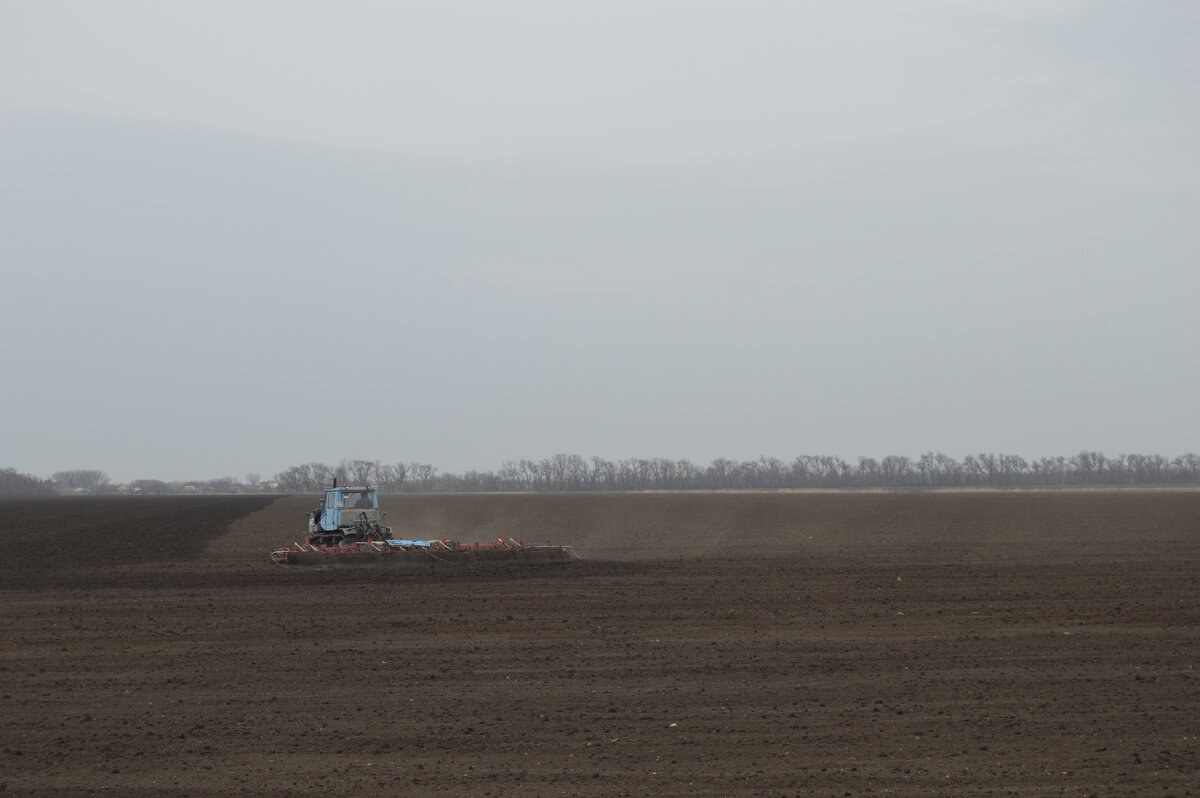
[347,491,373,508]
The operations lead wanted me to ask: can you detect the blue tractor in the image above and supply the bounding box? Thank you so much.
[306,484,393,547]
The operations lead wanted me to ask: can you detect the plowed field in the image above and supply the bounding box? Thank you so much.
[1,491,1198,796]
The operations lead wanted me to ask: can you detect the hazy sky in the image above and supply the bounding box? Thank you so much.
[1,1,1196,482]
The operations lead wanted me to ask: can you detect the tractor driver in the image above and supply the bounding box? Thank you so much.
[354,492,372,508]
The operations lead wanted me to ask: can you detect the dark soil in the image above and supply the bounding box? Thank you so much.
[0,496,275,580]
[1,491,1197,796]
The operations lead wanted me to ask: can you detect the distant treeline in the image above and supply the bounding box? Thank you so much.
[0,467,58,497]
[273,452,1200,493]
[4,452,1199,497]
[0,469,249,497]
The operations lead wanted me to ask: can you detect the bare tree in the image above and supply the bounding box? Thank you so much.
[707,458,738,489]
[1073,451,1107,484]
[409,463,438,491]
[1173,454,1200,482]
[51,469,110,492]
[346,459,379,485]
[675,459,702,489]
[1000,454,1029,485]
[312,462,335,489]
[545,453,571,491]
[933,453,961,485]
[388,462,409,491]
[590,457,616,491]
[757,456,786,489]
[520,459,541,490]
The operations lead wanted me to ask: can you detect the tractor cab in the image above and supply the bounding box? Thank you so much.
[307,485,390,545]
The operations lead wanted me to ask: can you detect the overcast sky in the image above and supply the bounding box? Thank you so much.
[1,1,1196,483]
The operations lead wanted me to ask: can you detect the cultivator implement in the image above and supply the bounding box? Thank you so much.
[271,536,578,567]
